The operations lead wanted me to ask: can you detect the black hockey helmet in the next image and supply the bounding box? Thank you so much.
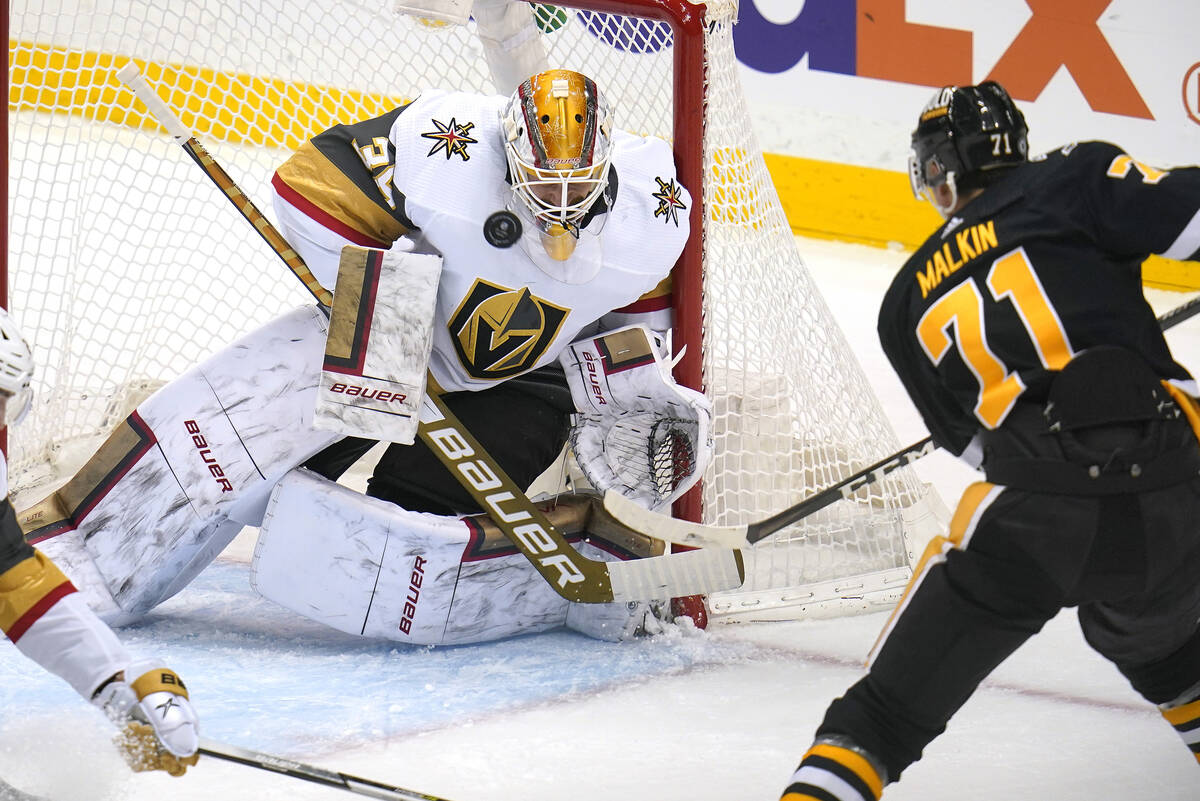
[908,81,1028,208]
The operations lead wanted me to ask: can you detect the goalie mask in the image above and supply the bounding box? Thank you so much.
[502,69,613,265]
[909,81,1028,218]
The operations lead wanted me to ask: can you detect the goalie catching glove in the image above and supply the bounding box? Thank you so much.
[560,325,712,510]
[92,659,200,776]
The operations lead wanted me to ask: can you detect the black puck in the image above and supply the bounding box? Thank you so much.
[483,210,522,248]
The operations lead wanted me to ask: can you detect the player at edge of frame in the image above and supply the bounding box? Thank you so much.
[780,81,1200,800]
[0,306,200,787]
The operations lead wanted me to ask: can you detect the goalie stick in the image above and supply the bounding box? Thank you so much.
[198,739,450,801]
[116,63,744,604]
[603,291,1200,550]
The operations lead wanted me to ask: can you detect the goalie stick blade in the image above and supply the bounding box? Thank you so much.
[198,739,452,801]
[601,491,752,549]
[607,544,745,601]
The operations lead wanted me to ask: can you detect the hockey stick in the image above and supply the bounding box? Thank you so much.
[114,65,332,308]
[117,64,744,603]
[198,739,450,801]
[603,290,1200,550]
[0,777,50,801]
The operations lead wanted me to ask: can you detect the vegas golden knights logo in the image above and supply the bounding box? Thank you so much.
[448,279,568,380]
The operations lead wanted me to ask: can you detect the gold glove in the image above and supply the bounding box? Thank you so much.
[116,721,200,776]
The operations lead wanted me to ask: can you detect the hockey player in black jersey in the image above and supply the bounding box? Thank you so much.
[781,82,1200,800]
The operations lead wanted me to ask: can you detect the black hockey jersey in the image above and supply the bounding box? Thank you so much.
[878,141,1200,457]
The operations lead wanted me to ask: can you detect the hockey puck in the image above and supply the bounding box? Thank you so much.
[483,210,522,248]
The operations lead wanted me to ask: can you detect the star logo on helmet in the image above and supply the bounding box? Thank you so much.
[421,117,478,162]
[651,177,687,226]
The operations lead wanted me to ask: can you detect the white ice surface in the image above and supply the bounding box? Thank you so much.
[2,237,1198,801]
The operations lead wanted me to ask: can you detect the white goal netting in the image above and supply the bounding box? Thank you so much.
[8,0,945,620]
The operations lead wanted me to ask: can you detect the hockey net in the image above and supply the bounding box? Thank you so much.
[7,0,945,620]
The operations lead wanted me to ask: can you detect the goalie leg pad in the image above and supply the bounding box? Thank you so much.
[253,469,575,645]
[252,471,655,645]
[253,468,468,643]
[21,306,341,621]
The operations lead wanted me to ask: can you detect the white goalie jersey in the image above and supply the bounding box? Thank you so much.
[272,88,691,393]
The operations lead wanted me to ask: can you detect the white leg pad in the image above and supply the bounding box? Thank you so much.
[252,469,639,645]
[565,598,655,642]
[27,306,341,621]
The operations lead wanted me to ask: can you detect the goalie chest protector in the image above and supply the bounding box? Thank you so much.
[389,89,690,392]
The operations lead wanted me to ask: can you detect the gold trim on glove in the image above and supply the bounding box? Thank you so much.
[130,668,190,700]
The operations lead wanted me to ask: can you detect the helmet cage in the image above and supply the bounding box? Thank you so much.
[506,156,611,236]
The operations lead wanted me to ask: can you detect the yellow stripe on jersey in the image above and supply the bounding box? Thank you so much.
[0,551,72,634]
[1162,697,1200,727]
[1160,698,1200,763]
[1164,383,1200,446]
[275,140,408,246]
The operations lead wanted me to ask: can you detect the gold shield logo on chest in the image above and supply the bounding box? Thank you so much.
[448,279,569,380]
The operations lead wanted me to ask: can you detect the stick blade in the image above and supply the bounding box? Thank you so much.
[607,545,745,603]
[601,491,752,549]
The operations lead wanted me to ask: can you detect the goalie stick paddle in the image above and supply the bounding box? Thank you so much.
[117,64,744,604]
[604,290,1200,550]
[198,739,450,801]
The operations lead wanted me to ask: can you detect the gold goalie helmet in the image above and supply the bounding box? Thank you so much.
[502,69,613,263]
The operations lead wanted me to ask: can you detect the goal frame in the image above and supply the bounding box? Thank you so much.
[7,0,943,622]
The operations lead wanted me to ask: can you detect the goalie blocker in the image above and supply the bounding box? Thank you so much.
[315,246,441,445]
